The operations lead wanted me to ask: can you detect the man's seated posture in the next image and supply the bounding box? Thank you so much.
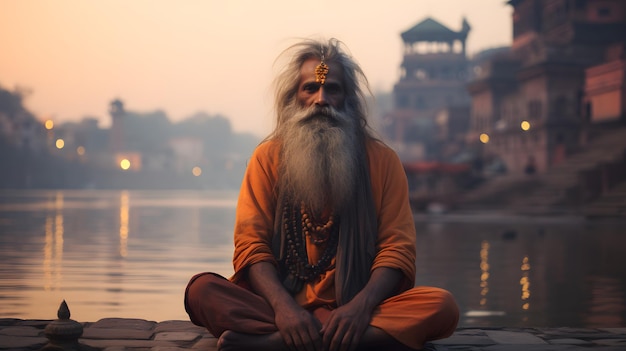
[185,38,459,351]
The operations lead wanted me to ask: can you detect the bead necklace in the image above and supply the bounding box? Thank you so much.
[282,202,339,284]
[300,202,335,245]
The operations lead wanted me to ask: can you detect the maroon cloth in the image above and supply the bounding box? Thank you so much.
[185,272,459,350]
[185,272,332,337]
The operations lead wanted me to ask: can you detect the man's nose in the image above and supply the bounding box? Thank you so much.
[315,87,329,106]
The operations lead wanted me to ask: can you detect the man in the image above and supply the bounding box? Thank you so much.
[185,38,459,351]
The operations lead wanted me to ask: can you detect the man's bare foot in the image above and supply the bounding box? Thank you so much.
[217,330,287,351]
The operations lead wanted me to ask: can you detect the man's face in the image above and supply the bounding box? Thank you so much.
[296,58,346,110]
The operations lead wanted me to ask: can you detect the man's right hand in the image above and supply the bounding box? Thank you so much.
[247,262,323,351]
[274,302,323,351]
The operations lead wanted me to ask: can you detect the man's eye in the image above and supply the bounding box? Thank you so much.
[303,84,319,93]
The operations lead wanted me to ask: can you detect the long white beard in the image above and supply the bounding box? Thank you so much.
[277,104,360,215]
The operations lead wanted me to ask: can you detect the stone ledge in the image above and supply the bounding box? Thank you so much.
[1,319,625,351]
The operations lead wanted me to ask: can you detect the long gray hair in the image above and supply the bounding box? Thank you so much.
[270,38,374,138]
[269,38,379,305]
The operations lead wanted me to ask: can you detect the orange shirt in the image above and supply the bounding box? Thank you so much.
[231,139,416,308]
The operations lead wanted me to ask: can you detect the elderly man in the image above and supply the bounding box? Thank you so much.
[185,38,459,351]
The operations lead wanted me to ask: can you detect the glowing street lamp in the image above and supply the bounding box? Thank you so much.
[520,120,531,131]
[192,166,202,176]
[120,159,131,170]
[76,146,85,156]
[55,139,65,149]
[44,120,54,130]
[479,133,490,144]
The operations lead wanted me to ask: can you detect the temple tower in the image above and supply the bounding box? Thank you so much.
[384,17,471,161]
[109,99,125,154]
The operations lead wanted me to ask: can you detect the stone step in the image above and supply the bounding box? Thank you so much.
[2,318,626,350]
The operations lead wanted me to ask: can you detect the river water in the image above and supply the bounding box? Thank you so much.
[0,190,624,327]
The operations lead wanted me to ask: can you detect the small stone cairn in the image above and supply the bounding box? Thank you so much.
[40,300,96,351]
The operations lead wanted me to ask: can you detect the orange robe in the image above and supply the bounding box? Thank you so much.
[185,139,459,350]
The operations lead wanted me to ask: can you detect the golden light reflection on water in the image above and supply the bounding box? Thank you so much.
[520,256,531,311]
[119,191,129,257]
[43,215,53,291]
[480,240,490,306]
[3,190,625,325]
[43,192,65,291]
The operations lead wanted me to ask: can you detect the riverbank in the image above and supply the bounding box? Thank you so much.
[1,318,625,350]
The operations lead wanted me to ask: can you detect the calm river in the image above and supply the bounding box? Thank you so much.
[0,190,624,328]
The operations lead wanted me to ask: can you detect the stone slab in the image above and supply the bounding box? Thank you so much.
[0,335,47,349]
[600,328,626,335]
[483,345,584,350]
[432,335,496,345]
[155,320,207,333]
[81,338,177,349]
[192,337,217,350]
[154,331,201,342]
[82,326,154,340]
[152,347,190,351]
[548,338,593,345]
[485,330,548,344]
[90,318,156,330]
[592,338,626,346]
[0,326,42,337]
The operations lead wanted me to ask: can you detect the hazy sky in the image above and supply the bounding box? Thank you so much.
[1,0,512,136]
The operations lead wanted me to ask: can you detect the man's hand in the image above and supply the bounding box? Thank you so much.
[321,267,405,351]
[320,299,372,351]
[247,262,323,351]
[274,302,323,351]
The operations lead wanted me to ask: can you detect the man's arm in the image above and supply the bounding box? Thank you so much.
[321,267,403,351]
[247,262,323,351]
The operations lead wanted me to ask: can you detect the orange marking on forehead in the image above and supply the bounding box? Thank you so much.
[315,61,329,85]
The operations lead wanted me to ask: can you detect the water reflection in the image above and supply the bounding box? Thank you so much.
[119,190,129,258]
[42,192,65,292]
[0,190,625,326]
[520,256,530,312]
[413,219,626,327]
[479,240,489,307]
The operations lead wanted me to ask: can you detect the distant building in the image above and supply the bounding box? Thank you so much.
[108,99,146,171]
[0,111,46,153]
[109,99,126,155]
[467,0,626,175]
[382,17,472,161]
[584,42,626,125]
[169,137,204,175]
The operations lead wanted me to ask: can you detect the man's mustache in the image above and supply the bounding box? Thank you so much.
[299,105,342,124]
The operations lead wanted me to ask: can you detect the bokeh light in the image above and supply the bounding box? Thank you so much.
[479,133,490,144]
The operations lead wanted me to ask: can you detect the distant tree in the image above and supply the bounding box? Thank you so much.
[123,109,173,153]
[231,132,261,157]
[0,85,29,117]
[174,112,233,157]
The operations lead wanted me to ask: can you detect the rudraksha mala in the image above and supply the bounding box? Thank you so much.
[281,202,339,293]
